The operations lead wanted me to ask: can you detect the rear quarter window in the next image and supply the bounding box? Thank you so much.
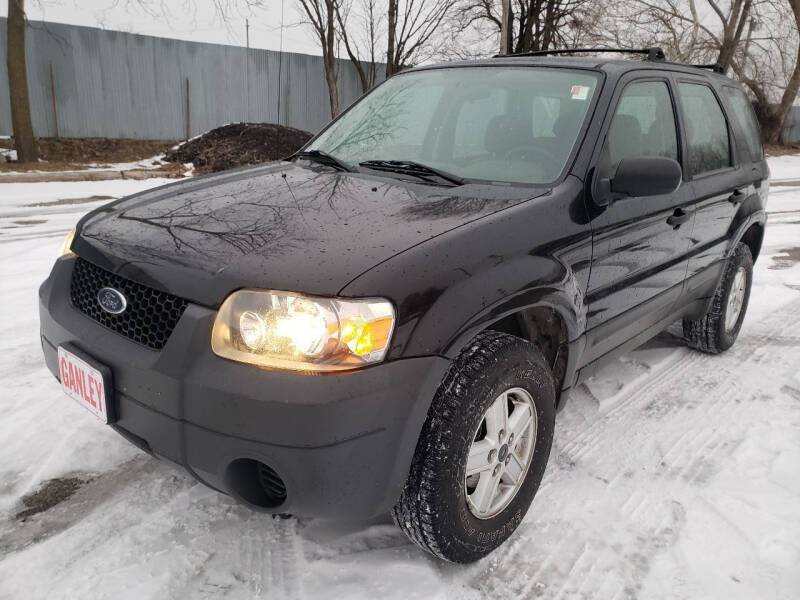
[723,86,763,162]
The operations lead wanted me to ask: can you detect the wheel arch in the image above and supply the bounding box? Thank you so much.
[737,221,765,262]
[485,306,570,399]
[440,290,583,406]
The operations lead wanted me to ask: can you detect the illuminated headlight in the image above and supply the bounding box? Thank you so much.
[60,227,76,257]
[211,289,395,371]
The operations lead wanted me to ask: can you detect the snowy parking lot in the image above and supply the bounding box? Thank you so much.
[1,157,799,600]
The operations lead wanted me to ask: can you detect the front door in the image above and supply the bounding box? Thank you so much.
[583,74,694,366]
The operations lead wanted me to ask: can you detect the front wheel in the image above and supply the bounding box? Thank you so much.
[683,242,753,354]
[392,331,556,563]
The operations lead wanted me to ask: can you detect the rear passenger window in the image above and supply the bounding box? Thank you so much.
[723,86,763,161]
[678,83,731,175]
[609,81,678,171]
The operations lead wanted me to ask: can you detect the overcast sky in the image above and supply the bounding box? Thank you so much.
[1,1,319,55]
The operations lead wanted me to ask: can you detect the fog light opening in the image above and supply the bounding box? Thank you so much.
[225,459,287,509]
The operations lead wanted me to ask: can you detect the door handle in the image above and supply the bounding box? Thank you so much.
[729,188,746,204]
[666,208,691,229]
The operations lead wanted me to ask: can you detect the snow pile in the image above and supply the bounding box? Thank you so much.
[0,161,799,599]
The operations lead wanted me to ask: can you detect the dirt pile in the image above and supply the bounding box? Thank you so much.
[164,122,313,174]
[0,137,175,164]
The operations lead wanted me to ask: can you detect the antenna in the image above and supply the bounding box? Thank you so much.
[276,0,285,160]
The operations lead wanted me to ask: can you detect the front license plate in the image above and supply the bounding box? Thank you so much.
[57,345,114,423]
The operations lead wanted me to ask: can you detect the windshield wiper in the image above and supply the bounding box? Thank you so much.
[291,149,355,172]
[359,159,464,186]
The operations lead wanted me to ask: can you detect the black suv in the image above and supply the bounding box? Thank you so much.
[40,49,767,563]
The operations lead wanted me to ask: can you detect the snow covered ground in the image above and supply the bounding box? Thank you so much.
[1,160,799,600]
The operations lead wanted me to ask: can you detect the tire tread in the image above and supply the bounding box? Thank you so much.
[392,330,552,561]
[683,243,752,354]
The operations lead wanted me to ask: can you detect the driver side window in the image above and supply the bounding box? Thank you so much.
[608,81,678,173]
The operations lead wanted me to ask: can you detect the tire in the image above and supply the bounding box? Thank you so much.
[683,242,753,354]
[392,330,556,563]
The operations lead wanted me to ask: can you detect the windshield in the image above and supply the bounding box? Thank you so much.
[307,67,600,185]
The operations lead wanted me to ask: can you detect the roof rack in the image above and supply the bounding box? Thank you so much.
[496,47,666,61]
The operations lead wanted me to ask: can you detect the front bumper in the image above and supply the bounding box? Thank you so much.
[39,257,450,518]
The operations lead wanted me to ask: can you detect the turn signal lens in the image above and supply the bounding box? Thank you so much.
[60,227,76,257]
[211,289,395,372]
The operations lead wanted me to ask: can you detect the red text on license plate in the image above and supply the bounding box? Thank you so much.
[58,346,108,423]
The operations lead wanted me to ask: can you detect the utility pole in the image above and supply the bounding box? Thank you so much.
[499,0,512,55]
[245,18,250,118]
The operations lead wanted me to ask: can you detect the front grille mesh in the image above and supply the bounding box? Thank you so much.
[70,258,188,350]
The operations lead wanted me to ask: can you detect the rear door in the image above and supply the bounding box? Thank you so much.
[583,73,695,365]
[674,78,748,299]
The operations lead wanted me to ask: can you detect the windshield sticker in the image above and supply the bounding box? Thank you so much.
[570,85,590,100]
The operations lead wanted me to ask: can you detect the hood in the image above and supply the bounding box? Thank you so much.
[75,162,543,306]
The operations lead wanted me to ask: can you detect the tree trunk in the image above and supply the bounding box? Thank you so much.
[324,0,339,117]
[768,1,800,144]
[716,0,751,73]
[6,0,37,162]
[386,0,397,77]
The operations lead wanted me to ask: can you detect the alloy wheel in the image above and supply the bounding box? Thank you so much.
[465,387,538,519]
[725,266,747,333]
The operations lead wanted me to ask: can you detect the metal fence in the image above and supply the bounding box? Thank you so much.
[0,18,379,140]
[1,18,796,144]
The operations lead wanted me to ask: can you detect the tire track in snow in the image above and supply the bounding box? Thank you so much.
[556,350,700,463]
[469,296,800,599]
[243,517,304,600]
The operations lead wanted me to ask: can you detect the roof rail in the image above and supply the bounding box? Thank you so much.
[495,47,666,61]
[690,63,725,74]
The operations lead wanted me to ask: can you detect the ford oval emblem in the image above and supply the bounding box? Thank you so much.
[97,287,127,315]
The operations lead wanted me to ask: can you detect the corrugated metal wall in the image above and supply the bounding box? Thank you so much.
[782,106,800,144]
[0,18,379,140]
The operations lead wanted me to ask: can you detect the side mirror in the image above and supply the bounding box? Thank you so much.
[611,156,682,198]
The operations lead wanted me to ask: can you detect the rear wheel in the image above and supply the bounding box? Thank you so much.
[392,330,556,563]
[683,242,753,354]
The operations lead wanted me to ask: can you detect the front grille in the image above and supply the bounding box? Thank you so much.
[70,258,188,350]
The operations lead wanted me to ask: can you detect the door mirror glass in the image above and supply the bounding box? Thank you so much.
[611,156,682,197]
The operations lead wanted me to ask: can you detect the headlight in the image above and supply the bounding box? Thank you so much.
[211,289,395,372]
[60,228,76,257]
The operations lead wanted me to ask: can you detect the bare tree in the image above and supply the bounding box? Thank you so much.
[7,0,38,163]
[598,0,798,142]
[336,0,383,92]
[386,0,454,76]
[447,0,597,57]
[768,0,800,142]
[623,0,752,72]
[515,0,594,52]
[297,0,341,117]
